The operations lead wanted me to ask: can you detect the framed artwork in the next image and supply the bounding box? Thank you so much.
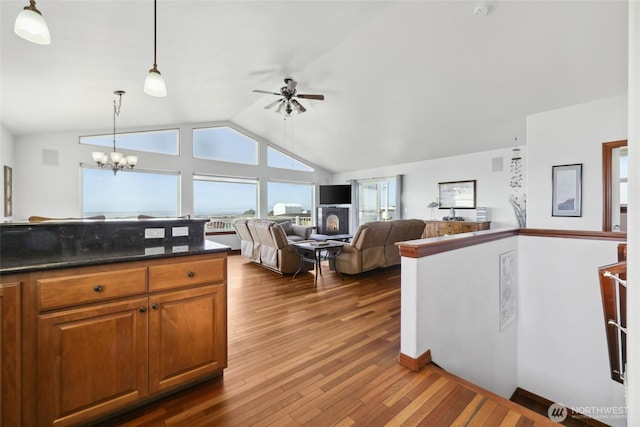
[438,180,476,209]
[499,250,517,331]
[4,165,12,217]
[552,164,582,217]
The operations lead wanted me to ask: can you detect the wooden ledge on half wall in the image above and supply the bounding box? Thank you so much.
[396,227,627,259]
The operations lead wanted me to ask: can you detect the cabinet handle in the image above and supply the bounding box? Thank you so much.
[93,285,103,292]
[187,271,195,278]
[139,306,147,313]
[151,303,159,310]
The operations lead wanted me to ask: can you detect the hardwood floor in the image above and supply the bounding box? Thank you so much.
[96,254,556,426]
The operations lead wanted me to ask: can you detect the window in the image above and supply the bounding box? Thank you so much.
[80,129,179,155]
[193,126,258,165]
[82,168,179,218]
[267,146,313,171]
[354,176,402,226]
[267,181,314,226]
[193,175,258,231]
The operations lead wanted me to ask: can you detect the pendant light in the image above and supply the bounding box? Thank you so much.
[144,0,167,97]
[14,0,51,45]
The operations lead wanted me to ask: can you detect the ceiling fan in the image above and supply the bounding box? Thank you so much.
[253,77,325,116]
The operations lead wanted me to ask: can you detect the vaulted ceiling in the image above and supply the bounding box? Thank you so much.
[0,1,628,173]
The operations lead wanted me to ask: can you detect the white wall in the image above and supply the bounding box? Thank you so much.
[401,234,519,398]
[518,235,625,426]
[526,94,627,230]
[334,146,523,229]
[10,121,333,221]
[0,125,14,222]
[626,1,639,424]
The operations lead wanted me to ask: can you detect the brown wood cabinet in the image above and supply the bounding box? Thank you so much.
[423,220,490,237]
[1,281,21,427]
[3,252,227,426]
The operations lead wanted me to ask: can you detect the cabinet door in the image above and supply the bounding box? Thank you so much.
[149,284,227,394]
[1,283,20,427]
[423,222,437,238]
[38,298,149,426]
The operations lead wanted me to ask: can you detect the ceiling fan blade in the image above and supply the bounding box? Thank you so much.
[264,98,284,109]
[296,94,325,100]
[253,89,281,96]
[291,99,306,113]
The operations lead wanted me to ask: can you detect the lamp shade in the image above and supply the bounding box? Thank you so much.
[14,6,50,45]
[144,69,167,97]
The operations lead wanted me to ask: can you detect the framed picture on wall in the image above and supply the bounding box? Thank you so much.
[438,180,476,209]
[552,163,582,217]
[4,165,12,217]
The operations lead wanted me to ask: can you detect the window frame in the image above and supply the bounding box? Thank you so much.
[193,174,259,231]
[193,126,259,166]
[80,165,181,219]
[79,128,180,156]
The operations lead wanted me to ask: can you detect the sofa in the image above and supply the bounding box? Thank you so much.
[332,219,426,275]
[233,218,314,274]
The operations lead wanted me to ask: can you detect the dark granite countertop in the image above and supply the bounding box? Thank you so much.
[0,218,231,274]
[0,240,230,274]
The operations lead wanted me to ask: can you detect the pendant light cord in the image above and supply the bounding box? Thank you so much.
[153,0,158,68]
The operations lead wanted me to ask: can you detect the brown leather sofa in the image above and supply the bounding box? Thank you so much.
[333,219,426,275]
[233,218,314,274]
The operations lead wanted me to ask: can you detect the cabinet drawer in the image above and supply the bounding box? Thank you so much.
[149,257,225,292]
[38,268,147,310]
[461,223,478,233]
[437,223,461,235]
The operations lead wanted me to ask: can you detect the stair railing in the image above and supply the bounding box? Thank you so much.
[598,261,627,383]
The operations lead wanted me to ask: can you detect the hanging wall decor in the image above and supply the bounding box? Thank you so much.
[552,163,582,217]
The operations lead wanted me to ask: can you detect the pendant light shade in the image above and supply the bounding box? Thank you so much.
[14,1,50,45]
[144,0,167,97]
[144,66,167,97]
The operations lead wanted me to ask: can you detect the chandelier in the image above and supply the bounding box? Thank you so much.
[91,91,138,175]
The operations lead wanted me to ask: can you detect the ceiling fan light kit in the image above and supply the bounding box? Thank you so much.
[474,3,489,17]
[14,0,51,45]
[253,77,324,117]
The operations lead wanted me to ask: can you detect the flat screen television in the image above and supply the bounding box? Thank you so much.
[319,184,352,205]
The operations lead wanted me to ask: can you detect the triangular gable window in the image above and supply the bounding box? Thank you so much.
[267,146,313,172]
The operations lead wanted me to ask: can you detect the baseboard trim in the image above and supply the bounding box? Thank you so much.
[398,350,431,371]
[511,387,611,427]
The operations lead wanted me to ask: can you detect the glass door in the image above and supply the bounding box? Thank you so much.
[355,177,399,226]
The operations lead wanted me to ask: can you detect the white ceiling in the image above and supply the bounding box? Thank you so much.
[0,1,628,173]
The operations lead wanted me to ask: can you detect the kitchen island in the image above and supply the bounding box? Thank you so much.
[0,218,230,426]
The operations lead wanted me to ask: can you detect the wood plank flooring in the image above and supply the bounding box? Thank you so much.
[96,254,557,426]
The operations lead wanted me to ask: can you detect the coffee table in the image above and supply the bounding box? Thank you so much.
[292,241,344,287]
[309,233,352,242]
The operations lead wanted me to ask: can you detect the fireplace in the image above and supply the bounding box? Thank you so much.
[317,207,349,235]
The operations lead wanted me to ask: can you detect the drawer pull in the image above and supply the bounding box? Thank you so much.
[187,271,195,278]
[93,285,104,292]
[151,303,159,310]
[139,306,147,313]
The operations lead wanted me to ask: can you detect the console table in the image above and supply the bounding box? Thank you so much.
[423,220,490,238]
